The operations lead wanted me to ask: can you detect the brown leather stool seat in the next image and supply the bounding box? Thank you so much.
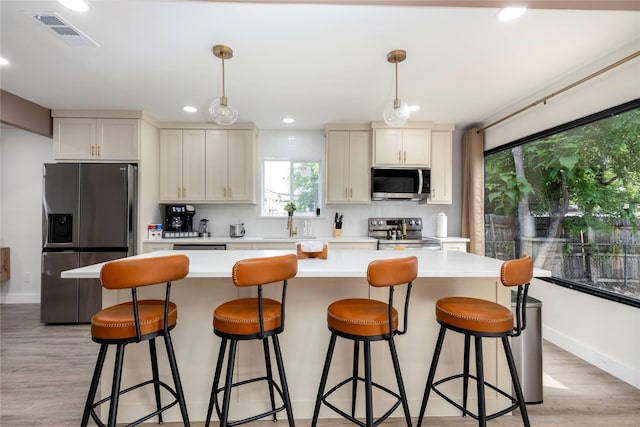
[81,254,191,427]
[205,254,298,427]
[417,255,534,427]
[311,256,418,427]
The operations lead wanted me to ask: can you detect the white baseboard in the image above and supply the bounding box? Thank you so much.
[542,325,640,389]
[1,294,40,304]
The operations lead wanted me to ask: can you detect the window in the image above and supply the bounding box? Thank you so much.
[484,100,640,306]
[263,160,320,216]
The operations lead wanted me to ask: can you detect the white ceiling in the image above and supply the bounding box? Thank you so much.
[1,1,639,131]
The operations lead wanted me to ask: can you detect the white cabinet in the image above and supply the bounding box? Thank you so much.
[326,130,370,204]
[205,129,255,203]
[159,129,206,202]
[327,241,377,250]
[226,242,253,250]
[54,118,140,161]
[428,127,453,204]
[373,128,430,166]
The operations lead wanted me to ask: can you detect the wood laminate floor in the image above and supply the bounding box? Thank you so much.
[1,304,638,426]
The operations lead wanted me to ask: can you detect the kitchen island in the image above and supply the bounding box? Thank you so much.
[63,249,550,423]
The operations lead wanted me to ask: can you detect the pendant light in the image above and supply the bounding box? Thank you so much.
[209,45,238,126]
[383,49,411,127]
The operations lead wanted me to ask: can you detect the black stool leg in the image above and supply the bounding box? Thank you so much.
[164,331,190,426]
[389,336,412,427]
[262,337,278,421]
[149,339,163,424]
[272,334,295,426]
[311,333,337,427]
[502,336,530,427]
[417,326,447,427]
[107,344,126,427]
[474,336,486,427]
[363,340,373,427]
[206,338,228,427]
[462,333,471,417]
[220,339,238,427]
[351,340,360,418]
[81,344,108,427]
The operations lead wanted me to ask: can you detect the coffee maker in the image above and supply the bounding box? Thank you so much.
[163,204,198,237]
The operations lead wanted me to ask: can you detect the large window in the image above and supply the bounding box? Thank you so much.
[263,160,320,216]
[484,100,640,306]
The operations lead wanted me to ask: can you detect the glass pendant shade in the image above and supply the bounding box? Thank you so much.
[383,98,411,127]
[209,97,238,126]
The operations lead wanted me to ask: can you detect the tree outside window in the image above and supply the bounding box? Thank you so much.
[263,160,319,216]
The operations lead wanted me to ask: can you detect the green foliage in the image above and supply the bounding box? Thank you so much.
[292,162,319,213]
[485,108,640,232]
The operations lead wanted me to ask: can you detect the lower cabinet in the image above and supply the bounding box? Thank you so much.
[142,242,174,253]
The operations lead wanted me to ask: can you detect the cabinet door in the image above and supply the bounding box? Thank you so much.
[326,131,350,203]
[402,128,430,166]
[182,130,206,201]
[53,118,96,160]
[374,129,402,165]
[205,130,229,201]
[227,130,254,202]
[347,131,370,202]
[97,119,140,161]
[159,130,183,201]
[429,130,452,204]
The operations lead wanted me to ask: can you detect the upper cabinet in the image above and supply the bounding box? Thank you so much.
[372,124,430,167]
[53,118,140,161]
[205,129,255,203]
[326,128,370,204]
[159,125,256,204]
[428,124,455,205]
[159,129,206,202]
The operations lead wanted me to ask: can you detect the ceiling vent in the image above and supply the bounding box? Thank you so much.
[24,12,98,47]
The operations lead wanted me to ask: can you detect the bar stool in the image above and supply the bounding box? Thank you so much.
[205,254,298,427]
[81,254,190,427]
[417,255,534,427]
[311,256,418,427]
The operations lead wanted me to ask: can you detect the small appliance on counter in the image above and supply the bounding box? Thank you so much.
[198,218,210,237]
[230,223,245,238]
[163,204,198,238]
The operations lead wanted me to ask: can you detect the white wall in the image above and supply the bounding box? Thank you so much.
[0,126,53,303]
[483,39,640,388]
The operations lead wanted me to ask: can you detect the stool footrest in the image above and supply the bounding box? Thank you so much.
[212,376,287,427]
[431,373,520,422]
[89,379,180,427]
[321,376,401,427]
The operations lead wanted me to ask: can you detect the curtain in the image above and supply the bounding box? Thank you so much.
[461,128,485,255]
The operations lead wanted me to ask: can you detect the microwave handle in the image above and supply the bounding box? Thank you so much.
[418,169,424,194]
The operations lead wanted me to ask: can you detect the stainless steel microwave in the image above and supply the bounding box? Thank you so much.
[371,167,430,201]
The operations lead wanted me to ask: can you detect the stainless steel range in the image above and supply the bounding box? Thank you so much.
[368,217,441,250]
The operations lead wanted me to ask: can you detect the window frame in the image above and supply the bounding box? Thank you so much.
[261,158,321,217]
[484,98,640,309]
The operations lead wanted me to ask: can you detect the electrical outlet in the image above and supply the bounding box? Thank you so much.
[24,272,31,282]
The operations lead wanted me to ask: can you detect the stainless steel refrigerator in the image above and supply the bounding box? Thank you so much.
[41,163,137,324]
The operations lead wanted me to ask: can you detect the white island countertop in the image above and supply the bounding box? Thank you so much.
[62,249,551,279]
[143,236,378,244]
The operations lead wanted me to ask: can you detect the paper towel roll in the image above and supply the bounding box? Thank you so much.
[436,212,447,238]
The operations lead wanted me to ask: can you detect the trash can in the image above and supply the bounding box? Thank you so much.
[511,292,543,404]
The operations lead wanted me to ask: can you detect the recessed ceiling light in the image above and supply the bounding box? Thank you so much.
[497,7,527,21]
[288,136,297,141]
[183,106,197,113]
[0,57,9,66]
[57,0,89,12]
[282,117,295,124]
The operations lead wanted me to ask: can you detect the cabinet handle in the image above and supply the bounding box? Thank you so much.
[404,151,407,162]
[350,188,353,198]
[97,145,101,157]
[398,151,402,162]
[177,187,181,198]
[90,145,95,157]
[223,187,227,198]
[183,187,187,198]
[229,187,233,198]
[344,188,348,198]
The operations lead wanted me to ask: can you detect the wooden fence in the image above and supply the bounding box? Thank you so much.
[485,214,640,299]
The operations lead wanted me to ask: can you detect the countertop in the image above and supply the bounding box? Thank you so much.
[62,249,551,279]
[143,236,378,244]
